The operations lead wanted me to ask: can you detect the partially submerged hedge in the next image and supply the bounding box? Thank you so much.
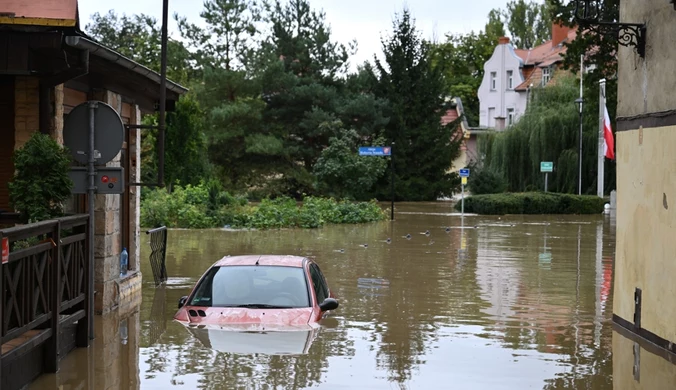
[454,192,605,215]
[141,182,388,229]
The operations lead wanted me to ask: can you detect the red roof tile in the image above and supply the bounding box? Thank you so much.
[514,28,577,67]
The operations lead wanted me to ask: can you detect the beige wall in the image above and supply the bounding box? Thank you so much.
[614,0,676,349]
[614,126,676,342]
[617,0,676,117]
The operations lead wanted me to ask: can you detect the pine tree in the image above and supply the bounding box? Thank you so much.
[369,9,462,201]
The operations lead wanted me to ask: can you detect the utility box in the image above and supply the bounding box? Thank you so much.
[69,167,125,195]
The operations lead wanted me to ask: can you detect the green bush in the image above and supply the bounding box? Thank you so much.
[9,132,73,223]
[141,183,388,229]
[467,168,508,195]
[454,192,605,215]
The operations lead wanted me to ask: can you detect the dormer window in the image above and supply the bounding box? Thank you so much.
[542,66,551,86]
[490,72,497,91]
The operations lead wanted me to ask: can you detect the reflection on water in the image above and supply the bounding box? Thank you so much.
[27,203,676,389]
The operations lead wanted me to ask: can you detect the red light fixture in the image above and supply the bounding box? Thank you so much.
[101,176,109,183]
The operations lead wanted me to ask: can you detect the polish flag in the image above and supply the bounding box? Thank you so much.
[603,104,615,160]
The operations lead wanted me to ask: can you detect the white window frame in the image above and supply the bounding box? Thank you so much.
[507,108,515,125]
[490,72,497,91]
[507,70,513,90]
[542,66,551,86]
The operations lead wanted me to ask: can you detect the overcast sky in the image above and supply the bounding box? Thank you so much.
[78,0,514,68]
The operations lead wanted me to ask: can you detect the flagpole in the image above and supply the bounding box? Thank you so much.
[598,79,606,198]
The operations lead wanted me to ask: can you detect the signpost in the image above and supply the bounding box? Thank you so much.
[63,101,125,340]
[459,169,470,215]
[359,145,394,220]
[540,162,553,192]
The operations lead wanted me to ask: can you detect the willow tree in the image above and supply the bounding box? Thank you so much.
[479,76,602,194]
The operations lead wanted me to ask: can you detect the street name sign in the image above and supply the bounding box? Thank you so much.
[359,146,391,156]
[459,169,470,177]
[540,162,553,173]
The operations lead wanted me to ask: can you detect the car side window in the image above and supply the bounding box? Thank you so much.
[314,264,330,296]
[310,264,328,303]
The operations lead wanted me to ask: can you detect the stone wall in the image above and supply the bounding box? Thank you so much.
[90,89,143,314]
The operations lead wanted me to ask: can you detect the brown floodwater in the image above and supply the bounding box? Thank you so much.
[28,202,676,389]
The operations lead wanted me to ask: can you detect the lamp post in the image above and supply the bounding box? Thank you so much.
[575,98,584,195]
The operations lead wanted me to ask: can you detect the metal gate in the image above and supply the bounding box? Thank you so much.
[146,226,168,286]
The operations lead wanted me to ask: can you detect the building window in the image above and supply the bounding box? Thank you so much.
[490,72,497,91]
[507,70,513,90]
[488,107,496,127]
[507,108,515,125]
[542,66,551,86]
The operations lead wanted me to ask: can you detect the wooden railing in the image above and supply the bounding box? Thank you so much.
[0,214,90,377]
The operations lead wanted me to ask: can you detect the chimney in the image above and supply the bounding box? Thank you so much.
[498,36,510,45]
[552,23,570,47]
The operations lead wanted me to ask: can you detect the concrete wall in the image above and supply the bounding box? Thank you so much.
[614,0,676,347]
[478,41,527,128]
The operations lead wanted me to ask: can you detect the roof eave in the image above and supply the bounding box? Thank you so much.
[64,35,188,95]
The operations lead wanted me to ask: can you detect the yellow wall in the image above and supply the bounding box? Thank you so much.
[613,125,676,342]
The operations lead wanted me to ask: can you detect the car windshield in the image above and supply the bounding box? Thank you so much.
[189,265,310,308]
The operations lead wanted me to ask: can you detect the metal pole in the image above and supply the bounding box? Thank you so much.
[390,142,394,221]
[545,172,548,192]
[597,79,606,198]
[578,109,583,195]
[158,0,169,188]
[87,101,97,340]
[578,54,584,196]
[461,183,465,215]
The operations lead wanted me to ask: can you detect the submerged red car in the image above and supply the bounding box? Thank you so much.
[174,255,339,328]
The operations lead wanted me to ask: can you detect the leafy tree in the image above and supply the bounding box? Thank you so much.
[548,0,618,193]
[175,0,261,72]
[313,128,388,200]
[141,95,213,189]
[504,0,552,49]
[87,10,212,190]
[480,76,602,193]
[9,133,73,223]
[87,10,196,84]
[253,0,361,197]
[369,9,462,201]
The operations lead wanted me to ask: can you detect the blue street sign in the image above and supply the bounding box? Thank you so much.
[459,169,470,177]
[359,146,391,156]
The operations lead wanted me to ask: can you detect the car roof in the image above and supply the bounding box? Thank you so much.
[213,255,308,268]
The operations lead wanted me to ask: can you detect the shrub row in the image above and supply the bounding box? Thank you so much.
[454,192,605,215]
[141,182,387,229]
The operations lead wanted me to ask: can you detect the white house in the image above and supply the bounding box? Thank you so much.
[478,24,577,130]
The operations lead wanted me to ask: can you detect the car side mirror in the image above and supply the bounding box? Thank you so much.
[178,296,188,309]
[319,297,339,312]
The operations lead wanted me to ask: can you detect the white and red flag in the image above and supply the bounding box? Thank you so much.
[603,104,615,160]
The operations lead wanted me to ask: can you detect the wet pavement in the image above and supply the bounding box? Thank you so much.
[29,202,676,389]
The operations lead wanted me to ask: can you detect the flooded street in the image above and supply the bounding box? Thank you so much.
[29,203,676,389]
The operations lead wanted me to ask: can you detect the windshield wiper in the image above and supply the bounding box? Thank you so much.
[233,304,291,309]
